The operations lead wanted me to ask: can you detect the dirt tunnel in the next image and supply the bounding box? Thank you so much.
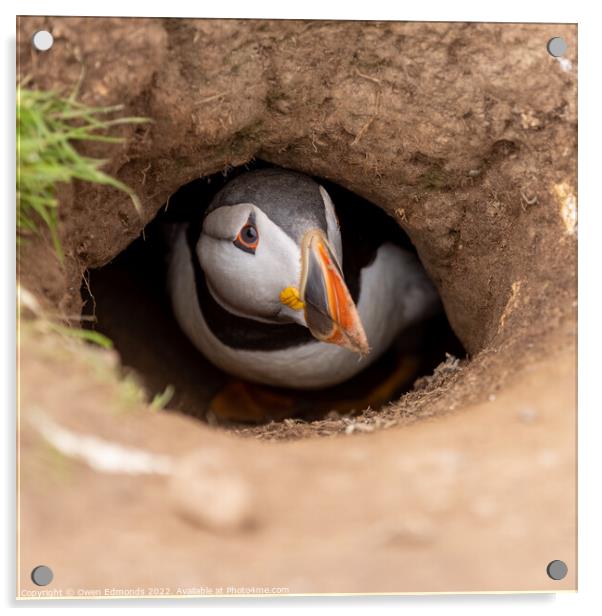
[82,161,466,431]
[18,16,577,593]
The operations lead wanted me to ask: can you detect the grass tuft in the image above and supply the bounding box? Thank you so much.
[151,385,175,411]
[16,85,149,261]
[46,323,114,349]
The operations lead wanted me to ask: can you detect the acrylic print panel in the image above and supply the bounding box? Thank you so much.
[17,16,577,597]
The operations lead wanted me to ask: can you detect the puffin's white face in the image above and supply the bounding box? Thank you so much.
[198,203,305,325]
[197,185,369,355]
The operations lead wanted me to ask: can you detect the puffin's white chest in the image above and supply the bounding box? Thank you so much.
[168,226,438,389]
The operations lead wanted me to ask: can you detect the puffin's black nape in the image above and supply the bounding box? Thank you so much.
[81,160,465,428]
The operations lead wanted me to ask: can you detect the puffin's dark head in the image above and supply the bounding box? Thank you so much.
[197,169,369,355]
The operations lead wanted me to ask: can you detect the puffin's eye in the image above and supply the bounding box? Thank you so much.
[234,222,259,254]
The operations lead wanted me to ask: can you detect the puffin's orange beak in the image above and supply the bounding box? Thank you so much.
[299,229,370,356]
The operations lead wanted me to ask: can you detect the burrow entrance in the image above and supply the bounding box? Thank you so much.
[82,161,464,432]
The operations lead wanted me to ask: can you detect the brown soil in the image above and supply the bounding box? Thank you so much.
[17,17,576,595]
[18,323,576,594]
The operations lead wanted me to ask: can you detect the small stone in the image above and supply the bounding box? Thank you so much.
[518,407,538,423]
[536,449,559,469]
[384,516,436,546]
[345,422,375,434]
[520,109,542,130]
[471,498,497,519]
[169,450,255,532]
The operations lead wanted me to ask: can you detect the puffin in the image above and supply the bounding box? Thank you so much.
[167,168,440,392]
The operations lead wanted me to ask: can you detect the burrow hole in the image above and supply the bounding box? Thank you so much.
[82,161,464,431]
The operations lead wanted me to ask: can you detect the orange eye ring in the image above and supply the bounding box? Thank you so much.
[234,222,259,254]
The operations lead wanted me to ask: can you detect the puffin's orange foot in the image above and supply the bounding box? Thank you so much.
[322,353,420,415]
[207,352,421,424]
[208,380,299,424]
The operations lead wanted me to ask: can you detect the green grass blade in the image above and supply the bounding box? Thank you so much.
[16,85,150,261]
